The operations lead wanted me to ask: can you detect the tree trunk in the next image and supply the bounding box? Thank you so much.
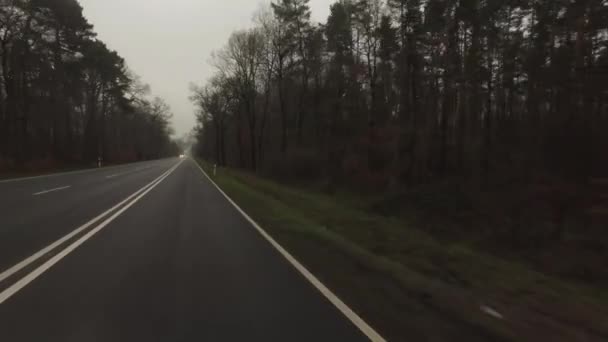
[483,50,493,183]
[220,124,227,167]
[367,47,378,122]
[214,120,222,165]
[259,84,270,166]
[296,70,308,145]
[100,88,108,161]
[65,101,73,161]
[18,52,30,163]
[1,41,15,160]
[0,49,6,159]
[440,15,458,177]
[248,109,257,171]
[440,83,451,177]
[313,74,322,140]
[236,109,245,169]
[84,82,99,162]
[51,28,63,161]
[277,56,288,155]
[406,50,420,181]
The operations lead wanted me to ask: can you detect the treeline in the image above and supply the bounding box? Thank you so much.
[0,0,178,170]
[194,0,608,192]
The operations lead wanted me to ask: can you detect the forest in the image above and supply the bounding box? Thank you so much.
[193,0,608,262]
[0,0,178,172]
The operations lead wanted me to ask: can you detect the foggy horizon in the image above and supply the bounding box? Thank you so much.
[78,0,332,137]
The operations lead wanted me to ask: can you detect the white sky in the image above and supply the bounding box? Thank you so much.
[77,0,333,136]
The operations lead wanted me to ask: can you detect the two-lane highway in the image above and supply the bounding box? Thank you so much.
[0,158,382,341]
[0,159,179,273]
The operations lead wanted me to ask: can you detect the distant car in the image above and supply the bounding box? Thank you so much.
[179,154,185,159]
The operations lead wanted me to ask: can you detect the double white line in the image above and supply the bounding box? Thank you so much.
[0,160,183,305]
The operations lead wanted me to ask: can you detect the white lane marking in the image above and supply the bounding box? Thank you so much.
[0,158,176,184]
[32,186,71,196]
[0,161,182,285]
[0,161,155,184]
[480,305,504,320]
[192,160,386,342]
[105,166,152,179]
[0,160,183,304]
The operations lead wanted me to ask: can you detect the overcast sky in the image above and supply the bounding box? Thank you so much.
[77,0,333,137]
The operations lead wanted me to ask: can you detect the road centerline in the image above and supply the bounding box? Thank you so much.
[32,186,71,196]
[0,160,183,305]
[0,160,183,290]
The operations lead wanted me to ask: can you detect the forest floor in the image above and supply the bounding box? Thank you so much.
[197,159,608,342]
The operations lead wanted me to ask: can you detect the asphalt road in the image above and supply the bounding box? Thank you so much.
[0,158,377,341]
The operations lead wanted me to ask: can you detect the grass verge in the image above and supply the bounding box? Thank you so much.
[197,159,608,342]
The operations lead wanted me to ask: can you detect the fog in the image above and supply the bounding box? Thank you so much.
[77,0,333,136]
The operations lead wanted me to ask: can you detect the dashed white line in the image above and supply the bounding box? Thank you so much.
[105,166,152,179]
[481,305,504,320]
[32,186,71,196]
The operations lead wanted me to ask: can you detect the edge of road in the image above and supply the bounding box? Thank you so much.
[0,159,169,184]
[191,158,387,342]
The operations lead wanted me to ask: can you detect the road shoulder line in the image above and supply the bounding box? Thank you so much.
[192,159,386,342]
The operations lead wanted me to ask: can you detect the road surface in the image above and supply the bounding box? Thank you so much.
[0,158,379,341]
